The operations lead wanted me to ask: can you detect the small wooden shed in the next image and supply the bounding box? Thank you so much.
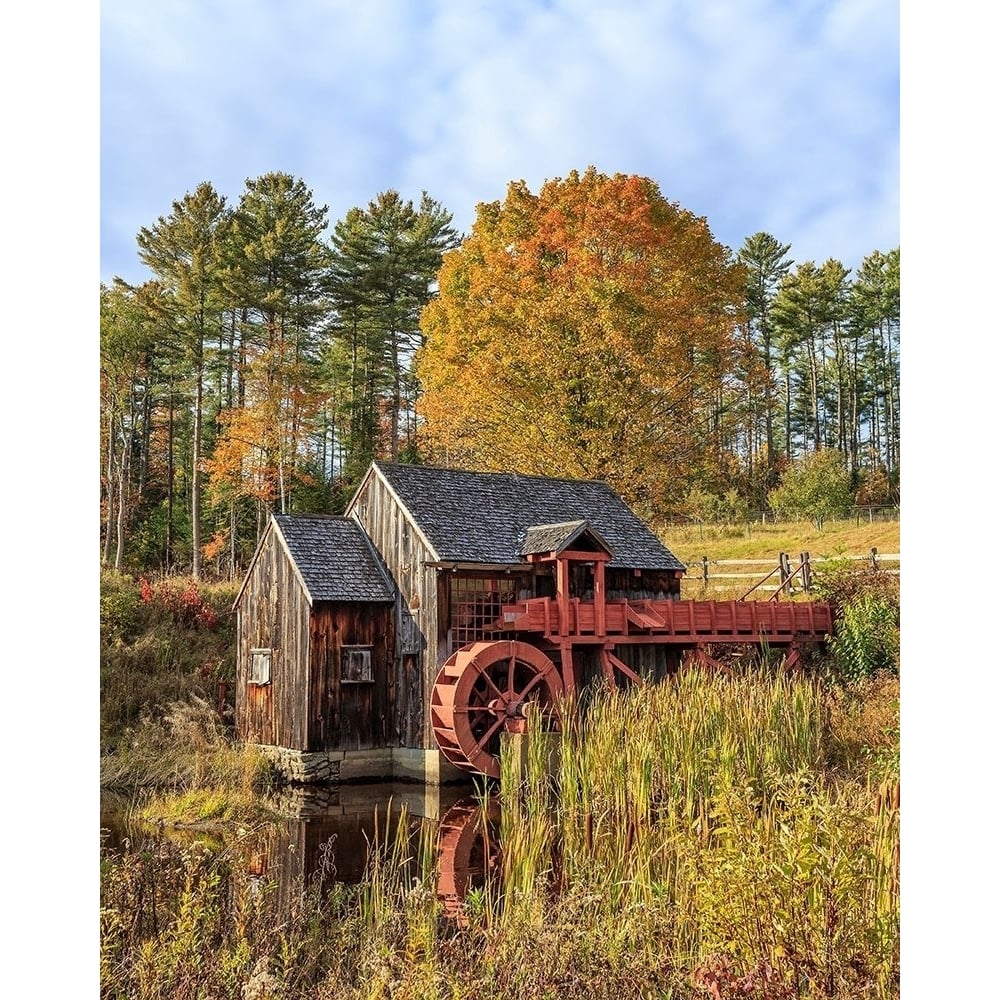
[234,514,396,757]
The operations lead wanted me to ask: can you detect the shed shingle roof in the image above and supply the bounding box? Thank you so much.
[371,463,685,571]
[272,515,394,603]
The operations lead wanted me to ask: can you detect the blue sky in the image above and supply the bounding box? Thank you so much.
[100,0,899,286]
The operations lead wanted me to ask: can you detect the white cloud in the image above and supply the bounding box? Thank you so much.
[100,0,898,282]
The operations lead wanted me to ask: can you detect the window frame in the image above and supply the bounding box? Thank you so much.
[249,647,272,686]
[340,644,375,684]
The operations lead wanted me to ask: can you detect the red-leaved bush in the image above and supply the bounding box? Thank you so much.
[138,578,219,630]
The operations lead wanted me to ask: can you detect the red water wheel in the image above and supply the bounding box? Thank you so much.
[430,640,563,779]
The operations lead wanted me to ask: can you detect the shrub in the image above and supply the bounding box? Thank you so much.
[814,565,900,683]
[100,572,146,644]
[814,564,899,617]
[138,577,219,630]
[768,450,852,529]
[681,485,751,525]
[829,594,900,682]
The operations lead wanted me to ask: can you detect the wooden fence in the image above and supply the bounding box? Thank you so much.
[680,548,901,597]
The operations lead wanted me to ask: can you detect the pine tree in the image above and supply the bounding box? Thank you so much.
[136,182,229,578]
[214,173,330,516]
[736,232,793,486]
[326,190,458,482]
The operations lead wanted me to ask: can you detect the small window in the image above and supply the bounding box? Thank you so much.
[249,648,272,685]
[341,645,374,683]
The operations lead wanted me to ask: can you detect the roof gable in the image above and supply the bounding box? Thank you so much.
[520,520,613,558]
[271,515,395,603]
[368,463,684,571]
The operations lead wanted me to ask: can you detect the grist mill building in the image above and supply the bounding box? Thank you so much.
[236,461,832,783]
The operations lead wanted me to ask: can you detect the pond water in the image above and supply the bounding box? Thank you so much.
[100,781,500,916]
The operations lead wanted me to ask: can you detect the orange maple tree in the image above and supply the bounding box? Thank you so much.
[416,168,749,511]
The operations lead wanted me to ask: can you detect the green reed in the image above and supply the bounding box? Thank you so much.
[496,668,899,998]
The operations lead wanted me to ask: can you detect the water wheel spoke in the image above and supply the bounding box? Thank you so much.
[473,716,506,754]
[478,671,506,702]
[507,654,516,693]
[514,670,547,701]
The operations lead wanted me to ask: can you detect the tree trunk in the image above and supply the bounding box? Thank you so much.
[784,368,792,461]
[103,409,115,567]
[114,417,134,573]
[166,378,174,571]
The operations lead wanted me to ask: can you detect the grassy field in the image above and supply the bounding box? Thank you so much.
[657,517,900,601]
[661,516,900,564]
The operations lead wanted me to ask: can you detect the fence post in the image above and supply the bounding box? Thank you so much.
[800,552,812,592]
[701,556,709,586]
[870,547,879,570]
[779,552,791,591]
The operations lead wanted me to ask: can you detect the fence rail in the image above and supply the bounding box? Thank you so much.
[681,548,900,597]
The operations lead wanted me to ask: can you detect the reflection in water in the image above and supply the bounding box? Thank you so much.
[435,796,501,925]
[100,783,505,926]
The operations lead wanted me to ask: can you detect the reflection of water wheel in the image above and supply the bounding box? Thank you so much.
[430,640,563,779]
[436,796,501,925]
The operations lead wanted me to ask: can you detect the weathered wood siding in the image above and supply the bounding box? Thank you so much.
[350,472,439,748]
[236,526,312,751]
[607,569,682,600]
[308,602,394,750]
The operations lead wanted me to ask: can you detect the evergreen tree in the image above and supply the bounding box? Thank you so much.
[737,232,793,486]
[100,280,170,571]
[848,249,900,477]
[326,190,458,483]
[136,182,229,578]
[213,173,330,517]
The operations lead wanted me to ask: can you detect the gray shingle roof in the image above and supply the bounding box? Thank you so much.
[273,515,394,603]
[373,463,685,571]
[520,520,613,557]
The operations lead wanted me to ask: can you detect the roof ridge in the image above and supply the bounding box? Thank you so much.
[273,512,353,521]
[374,460,611,488]
[524,517,589,528]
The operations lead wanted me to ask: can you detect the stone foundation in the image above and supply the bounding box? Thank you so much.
[257,745,469,786]
[263,780,470,820]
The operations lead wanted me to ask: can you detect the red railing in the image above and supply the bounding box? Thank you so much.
[498,596,832,642]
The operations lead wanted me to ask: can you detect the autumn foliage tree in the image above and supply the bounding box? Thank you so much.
[416,168,748,512]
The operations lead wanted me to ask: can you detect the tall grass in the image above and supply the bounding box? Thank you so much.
[487,669,899,998]
[101,571,237,749]
[101,694,274,793]
[100,671,899,998]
